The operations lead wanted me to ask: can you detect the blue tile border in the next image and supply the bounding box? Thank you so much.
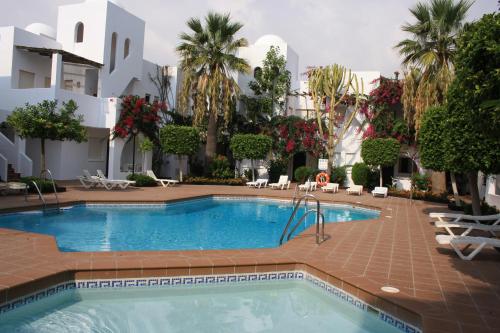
[0,271,421,332]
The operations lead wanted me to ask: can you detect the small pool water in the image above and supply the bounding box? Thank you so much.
[0,280,402,333]
[0,197,379,252]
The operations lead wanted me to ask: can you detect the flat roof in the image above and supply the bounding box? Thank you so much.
[15,45,102,68]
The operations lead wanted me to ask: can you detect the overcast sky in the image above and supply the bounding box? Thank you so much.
[1,0,497,76]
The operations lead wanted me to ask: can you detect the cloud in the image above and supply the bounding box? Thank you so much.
[1,0,497,76]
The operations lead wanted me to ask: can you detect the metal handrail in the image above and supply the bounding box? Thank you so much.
[286,209,325,242]
[31,180,46,210]
[39,169,60,212]
[280,194,326,245]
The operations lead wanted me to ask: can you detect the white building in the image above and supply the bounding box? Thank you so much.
[0,0,177,181]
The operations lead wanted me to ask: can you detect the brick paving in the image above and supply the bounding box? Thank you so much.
[0,183,499,332]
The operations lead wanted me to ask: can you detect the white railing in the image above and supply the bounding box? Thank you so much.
[0,132,17,170]
[18,152,32,177]
[0,153,7,182]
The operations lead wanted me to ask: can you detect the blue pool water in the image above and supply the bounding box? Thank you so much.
[0,197,379,252]
[0,280,402,333]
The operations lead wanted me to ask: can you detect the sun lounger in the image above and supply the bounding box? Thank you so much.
[321,183,339,193]
[435,235,500,260]
[372,186,388,198]
[78,173,101,189]
[146,170,179,187]
[96,169,135,190]
[269,176,290,190]
[430,212,500,225]
[346,185,363,195]
[246,178,268,188]
[299,181,317,191]
[431,212,500,237]
[0,182,28,200]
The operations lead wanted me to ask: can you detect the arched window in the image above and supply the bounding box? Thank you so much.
[124,38,130,58]
[253,67,262,78]
[109,32,117,73]
[75,22,84,43]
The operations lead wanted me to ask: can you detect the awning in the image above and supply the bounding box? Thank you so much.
[16,45,102,68]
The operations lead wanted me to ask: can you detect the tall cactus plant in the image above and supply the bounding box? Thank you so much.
[308,64,364,172]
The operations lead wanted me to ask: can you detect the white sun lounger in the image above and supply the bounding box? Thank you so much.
[430,212,500,225]
[347,185,363,195]
[321,183,339,193]
[372,186,388,198]
[431,212,500,237]
[436,235,500,260]
[146,170,179,187]
[96,169,135,190]
[246,179,268,188]
[299,181,317,191]
[78,171,101,189]
[269,175,290,190]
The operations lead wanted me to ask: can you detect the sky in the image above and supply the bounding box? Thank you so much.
[1,0,497,76]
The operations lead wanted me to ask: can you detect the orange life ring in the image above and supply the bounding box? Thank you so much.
[316,172,330,187]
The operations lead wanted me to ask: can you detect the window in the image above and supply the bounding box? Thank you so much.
[145,94,151,103]
[64,79,73,91]
[75,22,84,43]
[88,137,107,161]
[18,70,35,89]
[109,32,118,73]
[253,67,262,78]
[124,38,130,58]
[44,77,51,88]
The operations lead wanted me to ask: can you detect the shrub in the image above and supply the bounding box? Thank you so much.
[411,173,431,191]
[388,188,449,203]
[294,166,315,182]
[267,159,288,183]
[208,155,233,179]
[351,163,371,186]
[183,177,245,186]
[361,138,401,167]
[243,168,257,180]
[463,201,499,216]
[19,176,65,193]
[126,174,157,187]
[230,134,272,161]
[330,166,347,187]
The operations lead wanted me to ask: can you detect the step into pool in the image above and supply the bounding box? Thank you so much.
[0,197,379,252]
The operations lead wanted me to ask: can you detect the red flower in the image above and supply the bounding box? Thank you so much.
[285,140,295,153]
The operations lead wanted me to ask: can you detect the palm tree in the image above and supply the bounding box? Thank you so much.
[177,12,250,167]
[396,0,472,131]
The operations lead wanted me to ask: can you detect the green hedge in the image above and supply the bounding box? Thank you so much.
[160,125,200,156]
[330,166,347,186]
[267,159,288,183]
[294,166,315,182]
[230,134,272,160]
[388,188,449,203]
[351,163,370,186]
[361,138,400,167]
[126,174,157,187]
[20,176,66,193]
[183,177,245,186]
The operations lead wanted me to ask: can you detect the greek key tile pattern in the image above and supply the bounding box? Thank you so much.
[0,271,420,332]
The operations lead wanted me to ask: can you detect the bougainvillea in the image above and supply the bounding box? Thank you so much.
[359,77,412,144]
[272,116,326,158]
[112,95,164,142]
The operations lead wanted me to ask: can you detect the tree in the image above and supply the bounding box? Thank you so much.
[245,46,291,116]
[149,65,175,124]
[176,12,250,169]
[230,134,272,181]
[7,100,86,173]
[159,125,200,181]
[308,64,364,172]
[396,0,473,131]
[361,138,401,187]
[444,12,500,215]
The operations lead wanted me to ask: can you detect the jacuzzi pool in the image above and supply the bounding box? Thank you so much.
[0,272,418,333]
[0,197,379,252]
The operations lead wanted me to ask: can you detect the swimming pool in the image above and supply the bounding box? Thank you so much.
[0,197,379,252]
[0,272,415,333]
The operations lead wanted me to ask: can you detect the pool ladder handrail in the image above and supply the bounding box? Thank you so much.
[292,175,312,207]
[34,169,61,213]
[280,193,327,246]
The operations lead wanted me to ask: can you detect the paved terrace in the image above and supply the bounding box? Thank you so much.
[0,184,499,333]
